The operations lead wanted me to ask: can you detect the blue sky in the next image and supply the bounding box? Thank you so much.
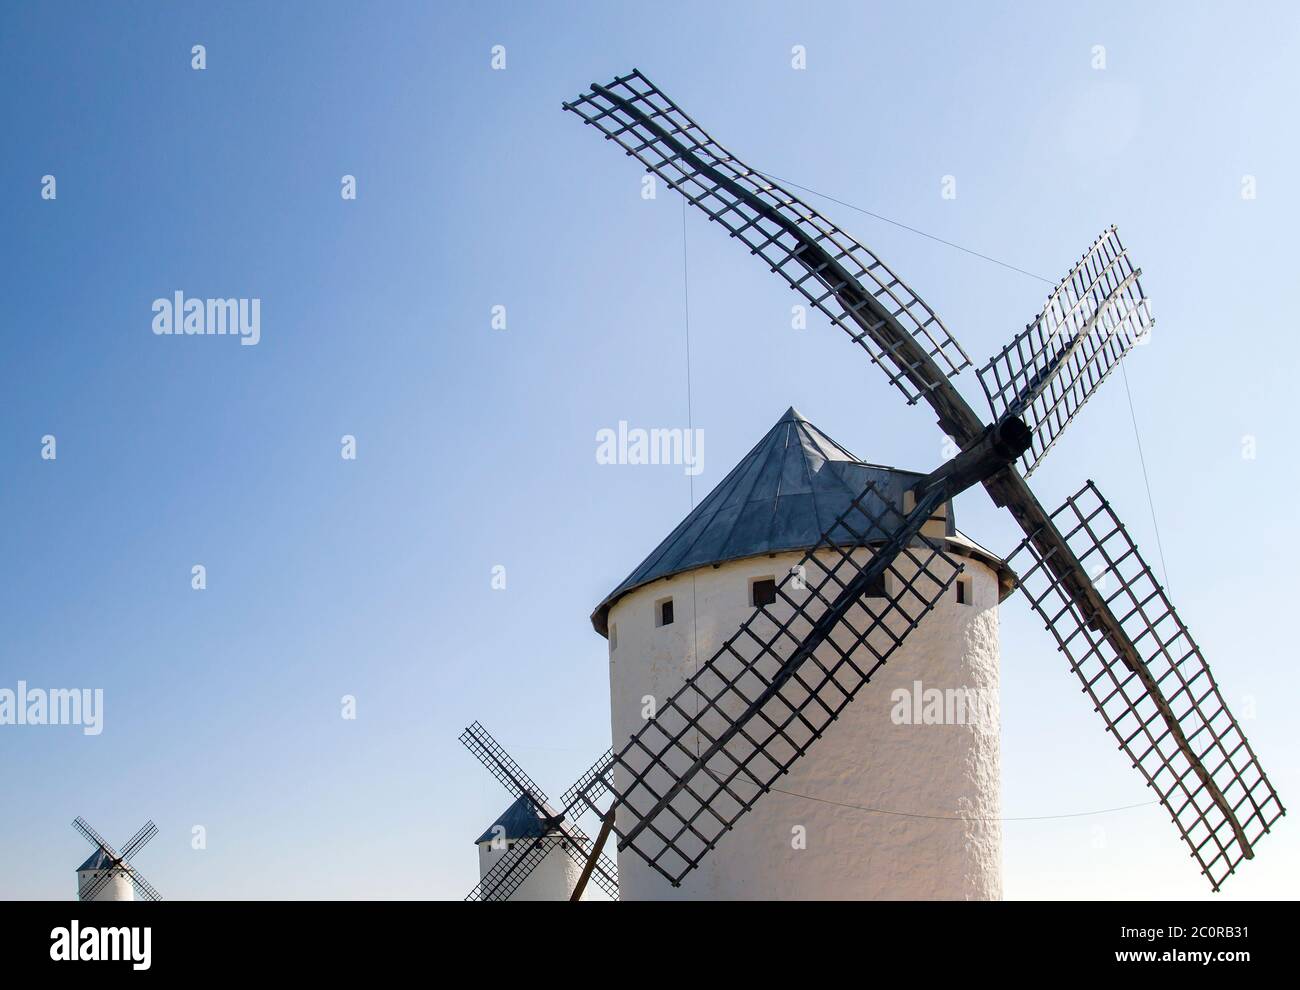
[1,0,1296,899]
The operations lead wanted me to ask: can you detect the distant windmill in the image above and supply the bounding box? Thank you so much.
[460,722,618,901]
[527,69,1283,895]
[72,816,161,902]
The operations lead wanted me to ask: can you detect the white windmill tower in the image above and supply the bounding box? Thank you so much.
[75,847,134,902]
[592,407,1012,899]
[72,817,162,902]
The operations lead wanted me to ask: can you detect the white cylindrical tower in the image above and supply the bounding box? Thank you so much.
[75,849,133,902]
[474,796,584,901]
[592,408,1011,900]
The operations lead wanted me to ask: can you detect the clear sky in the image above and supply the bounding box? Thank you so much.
[1,1,1296,900]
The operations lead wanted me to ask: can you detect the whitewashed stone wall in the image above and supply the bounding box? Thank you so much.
[606,547,1002,900]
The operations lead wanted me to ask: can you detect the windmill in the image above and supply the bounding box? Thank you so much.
[460,722,619,900]
[72,816,161,902]
[535,69,1286,895]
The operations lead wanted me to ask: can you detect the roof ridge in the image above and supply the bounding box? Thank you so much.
[795,415,861,464]
[712,418,791,562]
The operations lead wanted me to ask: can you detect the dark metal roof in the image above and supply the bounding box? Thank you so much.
[591,407,967,636]
[474,795,559,845]
[76,848,115,872]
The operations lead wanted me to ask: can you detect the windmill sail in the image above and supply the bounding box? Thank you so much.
[569,481,961,886]
[564,70,972,407]
[977,227,1154,476]
[127,872,162,902]
[460,721,554,811]
[71,816,117,859]
[1008,481,1284,890]
[117,821,158,863]
[558,751,620,899]
[561,749,614,813]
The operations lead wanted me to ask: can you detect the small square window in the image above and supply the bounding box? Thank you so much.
[609,624,618,653]
[751,578,777,608]
[657,598,674,627]
[956,578,971,605]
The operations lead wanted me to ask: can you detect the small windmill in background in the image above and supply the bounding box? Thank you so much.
[72,816,161,902]
[460,722,618,901]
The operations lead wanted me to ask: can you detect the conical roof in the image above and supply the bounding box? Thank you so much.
[76,848,116,872]
[591,407,949,635]
[473,795,559,845]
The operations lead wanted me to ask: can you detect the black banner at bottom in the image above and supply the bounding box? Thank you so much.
[0,899,1285,978]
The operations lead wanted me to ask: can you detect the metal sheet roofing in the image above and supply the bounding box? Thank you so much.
[76,848,115,872]
[590,407,958,636]
[474,795,558,845]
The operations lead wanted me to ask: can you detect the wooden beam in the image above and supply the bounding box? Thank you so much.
[570,808,616,902]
